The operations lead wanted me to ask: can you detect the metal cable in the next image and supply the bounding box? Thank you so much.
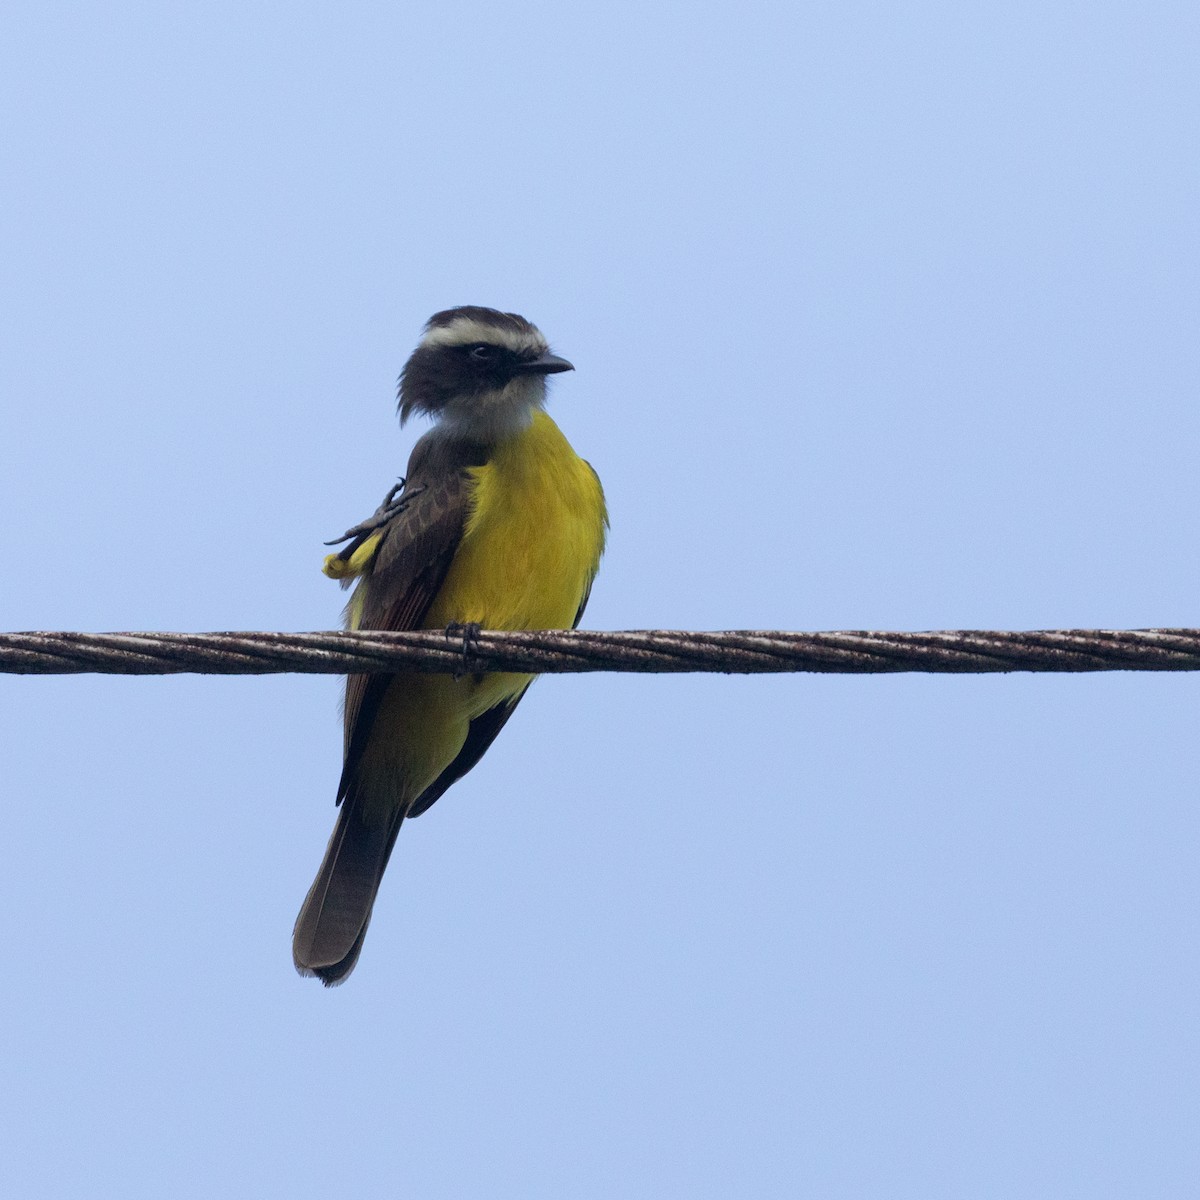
[3,627,1200,675]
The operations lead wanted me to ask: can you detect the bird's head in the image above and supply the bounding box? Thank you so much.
[398,306,574,441]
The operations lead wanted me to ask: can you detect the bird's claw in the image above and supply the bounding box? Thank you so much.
[445,622,483,678]
[324,479,427,546]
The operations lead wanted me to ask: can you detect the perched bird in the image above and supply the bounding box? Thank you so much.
[294,307,607,984]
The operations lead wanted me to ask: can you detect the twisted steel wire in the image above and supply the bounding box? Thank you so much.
[3,627,1200,676]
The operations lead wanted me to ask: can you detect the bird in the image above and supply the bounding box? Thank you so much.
[293,306,607,984]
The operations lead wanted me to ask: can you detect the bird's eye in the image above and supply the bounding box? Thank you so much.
[469,344,496,360]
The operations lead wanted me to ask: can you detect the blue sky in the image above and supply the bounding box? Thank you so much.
[2,2,1198,1196]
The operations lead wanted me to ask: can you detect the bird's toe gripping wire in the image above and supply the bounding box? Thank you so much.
[444,622,483,679]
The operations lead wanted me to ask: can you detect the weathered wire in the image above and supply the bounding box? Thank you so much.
[3,627,1200,676]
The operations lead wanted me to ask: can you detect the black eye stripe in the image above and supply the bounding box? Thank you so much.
[464,343,533,371]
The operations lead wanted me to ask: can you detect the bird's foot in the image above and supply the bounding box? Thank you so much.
[324,478,426,546]
[444,622,483,678]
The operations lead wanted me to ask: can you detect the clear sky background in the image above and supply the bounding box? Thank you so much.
[3,2,1198,1196]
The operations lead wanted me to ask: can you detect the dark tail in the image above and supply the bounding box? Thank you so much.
[293,790,404,986]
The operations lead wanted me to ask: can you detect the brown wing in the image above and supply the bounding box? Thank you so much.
[336,437,484,803]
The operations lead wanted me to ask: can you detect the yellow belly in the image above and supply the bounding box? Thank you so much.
[358,409,606,809]
[423,409,606,716]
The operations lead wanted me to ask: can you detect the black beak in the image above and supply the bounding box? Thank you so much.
[514,352,574,375]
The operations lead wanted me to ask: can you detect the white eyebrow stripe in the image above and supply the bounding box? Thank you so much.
[419,318,547,355]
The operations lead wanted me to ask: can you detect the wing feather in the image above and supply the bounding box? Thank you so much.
[336,441,482,802]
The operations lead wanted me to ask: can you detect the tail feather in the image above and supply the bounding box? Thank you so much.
[293,790,404,986]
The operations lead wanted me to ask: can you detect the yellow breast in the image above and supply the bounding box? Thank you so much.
[425,409,607,632]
